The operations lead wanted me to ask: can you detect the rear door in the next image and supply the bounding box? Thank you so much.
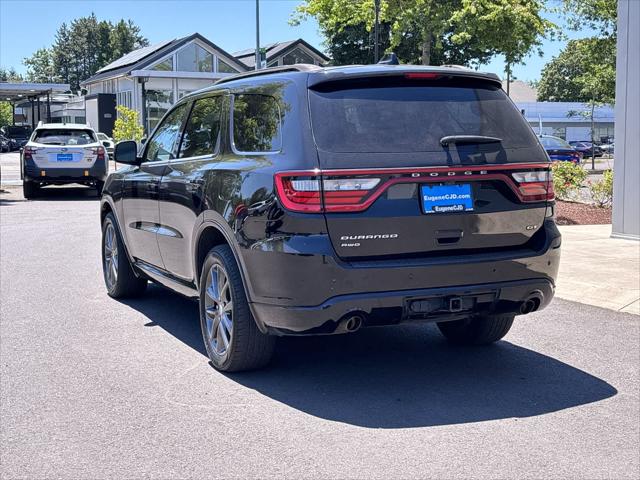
[157,94,225,280]
[121,103,189,268]
[29,128,101,168]
[306,74,551,259]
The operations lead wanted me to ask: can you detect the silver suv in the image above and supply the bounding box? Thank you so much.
[21,123,108,198]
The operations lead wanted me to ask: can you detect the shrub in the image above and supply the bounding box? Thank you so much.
[112,105,144,143]
[552,161,588,200]
[588,169,614,207]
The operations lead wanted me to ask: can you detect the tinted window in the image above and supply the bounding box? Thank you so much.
[309,78,538,153]
[33,129,96,145]
[145,104,188,162]
[232,94,281,153]
[179,96,223,158]
[540,136,572,149]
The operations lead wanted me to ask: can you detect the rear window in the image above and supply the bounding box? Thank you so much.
[309,77,538,153]
[33,129,96,146]
[540,136,572,149]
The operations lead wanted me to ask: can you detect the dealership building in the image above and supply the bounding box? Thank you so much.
[79,33,328,134]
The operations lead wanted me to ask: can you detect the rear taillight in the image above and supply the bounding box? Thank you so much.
[276,164,554,213]
[87,146,106,161]
[511,170,554,202]
[23,147,37,161]
[275,173,382,213]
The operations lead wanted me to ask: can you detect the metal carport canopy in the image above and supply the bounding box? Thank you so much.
[0,82,70,102]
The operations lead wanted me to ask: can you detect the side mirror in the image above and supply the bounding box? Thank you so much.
[114,140,140,165]
[102,141,110,148]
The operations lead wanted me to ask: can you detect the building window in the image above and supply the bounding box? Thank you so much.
[152,58,173,71]
[281,47,316,65]
[177,43,213,72]
[117,91,133,109]
[217,59,237,73]
[146,89,174,133]
[232,94,282,153]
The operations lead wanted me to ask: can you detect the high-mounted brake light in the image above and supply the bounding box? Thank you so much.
[405,72,441,80]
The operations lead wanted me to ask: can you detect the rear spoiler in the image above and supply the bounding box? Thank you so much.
[308,66,501,89]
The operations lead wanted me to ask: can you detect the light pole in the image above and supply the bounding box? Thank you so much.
[374,0,380,63]
[255,0,261,70]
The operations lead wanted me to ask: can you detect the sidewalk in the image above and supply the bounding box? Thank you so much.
[556,224,640,315]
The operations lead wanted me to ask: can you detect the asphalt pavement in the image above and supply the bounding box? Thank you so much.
[1,183,639,479]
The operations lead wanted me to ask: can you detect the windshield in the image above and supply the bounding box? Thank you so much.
[540,136,572,149]
[33,129,97,146]
[97,133,109,141]
[309,77,538,153]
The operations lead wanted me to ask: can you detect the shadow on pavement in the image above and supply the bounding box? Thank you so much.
[123,284,618,429]
[29,186,100,201]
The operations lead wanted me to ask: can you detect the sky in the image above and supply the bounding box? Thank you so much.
[0,0,597,83]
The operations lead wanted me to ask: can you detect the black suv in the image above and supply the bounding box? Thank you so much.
[101,65,560,372]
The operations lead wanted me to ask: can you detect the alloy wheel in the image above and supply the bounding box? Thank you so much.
[204,263,233,357]
[103,223,118,289]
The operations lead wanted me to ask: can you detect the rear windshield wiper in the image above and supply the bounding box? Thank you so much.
[440,135,502,147]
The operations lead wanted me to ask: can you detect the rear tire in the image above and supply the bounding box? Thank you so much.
[102,213,147,298]
[199,245,275,372]
[437,314,515,345]
[23,180,39,199]
[95,181,104,196]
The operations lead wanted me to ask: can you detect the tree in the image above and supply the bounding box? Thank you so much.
[450,0,556,95]
[0,102,13,127]
[113,106,144,143]
[27,14,149,91]
[0,67,24,82]
[110,20,147,61]
[23,48,57,83]
[562,0,617,37]
[537,38,615,103]
[293,0,553,73]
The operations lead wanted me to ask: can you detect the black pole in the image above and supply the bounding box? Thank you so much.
[30,99,35,129]
[11,103,15,125]
[36,96,41,124]
[374,0,380,63]
[47,92,51,123]
[140,79,148,136]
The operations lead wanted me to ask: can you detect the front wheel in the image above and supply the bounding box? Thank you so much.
[200,245,275,372]
[437,314,515,345]
[95,181,105,196]
[102,213,147,298]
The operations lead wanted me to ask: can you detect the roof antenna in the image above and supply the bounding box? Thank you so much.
[377,52,399,65]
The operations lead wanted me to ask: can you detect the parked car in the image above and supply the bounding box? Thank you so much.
[569,141,603,158]
[0,125,32,151]
[21,123,108,198]
[539,135,582,163]
[0,133,10,152]
[101,64,560,372]
[600,143,615,154]
[97,132,115,158]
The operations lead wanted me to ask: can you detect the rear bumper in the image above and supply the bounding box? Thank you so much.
[244,219,561,335]
[23,157,107,183]
[254,278,555,335]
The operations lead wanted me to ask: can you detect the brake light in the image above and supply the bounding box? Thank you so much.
[87,146,106,162]
[511,170,554,201]
[275,173,382,213]
[405,72,441,80]
[23,147,37,161]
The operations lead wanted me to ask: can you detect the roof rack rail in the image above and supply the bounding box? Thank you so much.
[441,64,470,70]
[215,64,323,85]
